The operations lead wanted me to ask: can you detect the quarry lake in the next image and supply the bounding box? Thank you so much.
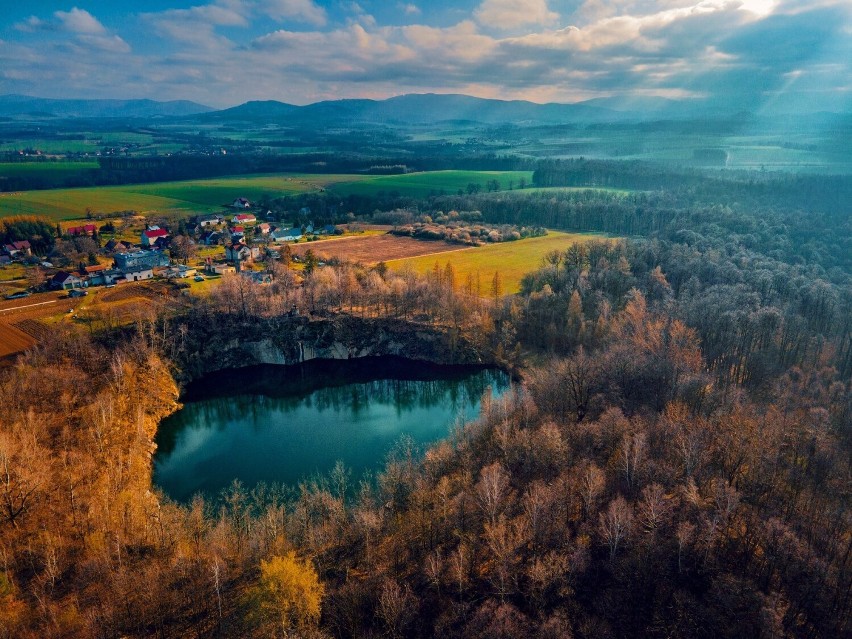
[153,357,510,502]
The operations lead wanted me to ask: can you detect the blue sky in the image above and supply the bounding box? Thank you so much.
[1,1,849,111]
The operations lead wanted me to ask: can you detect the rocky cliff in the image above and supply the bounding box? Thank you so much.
[174,313,493,383]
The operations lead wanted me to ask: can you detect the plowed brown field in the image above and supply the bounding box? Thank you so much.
[290,234,465,265]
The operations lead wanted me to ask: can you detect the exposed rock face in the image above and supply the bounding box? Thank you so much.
[176,313,492,382]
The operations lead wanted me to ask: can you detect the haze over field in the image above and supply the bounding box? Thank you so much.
[2,1,850,115]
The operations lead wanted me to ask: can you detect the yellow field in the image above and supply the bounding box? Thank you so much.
[386,231,610,294]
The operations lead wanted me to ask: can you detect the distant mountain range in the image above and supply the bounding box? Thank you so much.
[201,93,621,125]
[0,95,214,119]
[0,93,847,127]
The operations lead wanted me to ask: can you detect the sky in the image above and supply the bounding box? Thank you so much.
[1,1,850,111]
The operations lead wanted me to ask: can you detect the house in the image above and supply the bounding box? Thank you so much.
[225,241,260,262]
[3,240,32,257]
[66,224,97,236]
[232,197,251,209]
[271,227,302,242]
[199,230,223,246]
[87,268,123,286]
[114,249,170,272]
[257,222,271,234]
[83,264,108,276]
[104,239,131,253]
[163,265,197,279]
[124,268,153,283]
[320,224,339,235]
[207,263,236,275]
[232,213,257,224]
[230,226,245,239]
[141,228,169,247]
[152,235,171,251]
[51,271,84,290]
[198,214,223,228]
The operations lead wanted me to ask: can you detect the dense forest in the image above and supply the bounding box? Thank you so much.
[0,161,850,638]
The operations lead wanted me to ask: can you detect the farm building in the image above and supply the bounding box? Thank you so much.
[198,214,223,227]
[124,268,154,282]
[207,263,236,275]
[232,197,251,209]
[272,227,302,242]
[87,268,123,286]
[141,228,169,247]
[66,224,96,236]
[3,240,32,257]
[233,213,257,224]
[51,271,84,290]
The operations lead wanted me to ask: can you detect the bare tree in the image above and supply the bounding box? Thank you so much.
[476,462,510,526]
[598,495,634,561]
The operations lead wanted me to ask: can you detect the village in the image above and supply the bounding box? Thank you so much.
[1,196,342,298]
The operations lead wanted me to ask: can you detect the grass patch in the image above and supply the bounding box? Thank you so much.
[386,231,611,294]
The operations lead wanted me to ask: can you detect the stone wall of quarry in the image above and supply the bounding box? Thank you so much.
[174,313,495,383]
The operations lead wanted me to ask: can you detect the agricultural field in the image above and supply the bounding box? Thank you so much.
[0,281,180,361]
[328,170,534,197]
[386,231,611,294]
[290,233,466,264]
[0,291,83,360]
[0,173,361,221]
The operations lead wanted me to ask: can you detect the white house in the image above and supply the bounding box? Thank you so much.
[124,268,153,282]
[272,227,302,242]
[232,213,257,224]
[225,241,260,262]
[232,197,251,209]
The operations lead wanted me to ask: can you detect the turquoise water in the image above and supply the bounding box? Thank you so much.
[153,357,509,501]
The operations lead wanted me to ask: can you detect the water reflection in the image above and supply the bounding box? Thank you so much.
[154,357,509,502]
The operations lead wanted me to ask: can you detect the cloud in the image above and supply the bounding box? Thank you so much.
[260,0,328,26]
[78,35,132,54]
[475,0,559,29]
[54,8,108,35]
[399,3,421,15]
[3,0,849,111]
[14,16,49,33]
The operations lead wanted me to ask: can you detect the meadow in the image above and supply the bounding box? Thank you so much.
[328,170,535,197]
[0,173,360,221]
[0,170,538,221]
[386,230,610,294]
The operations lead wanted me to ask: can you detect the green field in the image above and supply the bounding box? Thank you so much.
[0,173,361,221]
[0,170,539,221]
[386,230,611,294]
[329,170,535,197]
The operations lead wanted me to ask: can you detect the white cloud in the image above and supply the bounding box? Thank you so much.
[399,3,421,15]
[260,0,328,26]
[54,8,107,35]
[14,16,48,33]
[78,34,132,54]
[475,0,559,30]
